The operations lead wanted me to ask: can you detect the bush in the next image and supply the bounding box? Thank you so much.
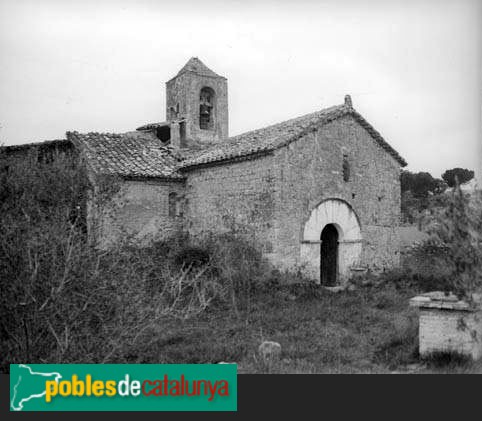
[422,351,472,368]
[0,150,277,371]
[173,246,211,269]
[0,153,225,372]
[421,185,482,300]
[194,233,270,317]
[400,243,452,291]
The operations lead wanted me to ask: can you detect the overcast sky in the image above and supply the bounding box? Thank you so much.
[0,0,481,182]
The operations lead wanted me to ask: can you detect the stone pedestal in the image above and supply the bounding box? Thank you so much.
[410,292,482,361]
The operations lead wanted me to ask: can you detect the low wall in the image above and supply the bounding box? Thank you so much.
[411,293,482,360]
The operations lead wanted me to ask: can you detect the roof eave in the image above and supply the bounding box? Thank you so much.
[179,149,274,171]
[121,174,186,182]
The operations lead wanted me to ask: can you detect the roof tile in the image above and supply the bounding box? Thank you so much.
[179,104,407,169]
[65,102,406,179]
[67,130,184,180]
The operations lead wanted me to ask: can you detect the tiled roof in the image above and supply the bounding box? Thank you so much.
[174,57,223,79]
[65,102,406,180]
[67,131,184,180]
[179,103,407,169]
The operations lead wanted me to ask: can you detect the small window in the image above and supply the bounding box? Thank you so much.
[342,154,350,182]
[169,192,185,217]
[168,192,177,217]
[179,121,186,148]
[169,106,176,120]
[175,199,183,218]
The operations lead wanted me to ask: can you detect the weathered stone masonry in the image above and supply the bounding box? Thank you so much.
[183,154,276,253]
[166,59,228,146]
[180,112,402,281]
[271,115,401,276]
[93,179,185,248]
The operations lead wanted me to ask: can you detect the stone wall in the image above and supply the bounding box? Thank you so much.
[182,114,402,281]
[270,114,402,277]
[166,72,189,120]
[92,178,185,248]
[409,294,482,361]
[184,155,276,252]
[418,309,482,359]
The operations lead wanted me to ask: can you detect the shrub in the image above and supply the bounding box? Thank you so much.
[401,243,452,291]
[421,185,482,301]
[422,351,472,368]
[0,153,224,372]
[173,246,211,269]
[195,233,269,317]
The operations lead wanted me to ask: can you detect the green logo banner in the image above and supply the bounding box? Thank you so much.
[10,364,237,411]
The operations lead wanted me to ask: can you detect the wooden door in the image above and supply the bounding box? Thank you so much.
[320,224,338,285]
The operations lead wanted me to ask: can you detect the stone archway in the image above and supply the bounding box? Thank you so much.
[300,199,362,284]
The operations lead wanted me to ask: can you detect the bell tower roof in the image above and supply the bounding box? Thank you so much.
[175,57,224,79]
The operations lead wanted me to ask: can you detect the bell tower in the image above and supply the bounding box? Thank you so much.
[165,57,228,147]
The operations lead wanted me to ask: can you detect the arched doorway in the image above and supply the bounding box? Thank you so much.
[300,199,362,283]
[320,224,339,285]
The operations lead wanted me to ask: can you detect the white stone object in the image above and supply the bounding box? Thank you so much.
[258,341,282,361]
[410,293,482,360]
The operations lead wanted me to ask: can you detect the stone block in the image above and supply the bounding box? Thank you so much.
[411,294,482,361]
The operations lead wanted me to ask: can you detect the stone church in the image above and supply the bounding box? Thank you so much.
[4,57,408,285]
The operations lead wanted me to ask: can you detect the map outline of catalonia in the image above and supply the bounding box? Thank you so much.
[10,364,62,411]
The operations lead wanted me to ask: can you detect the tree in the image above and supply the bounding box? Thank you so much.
[401,170,447,199]
[442,168,474,188]
[401,190,422,223]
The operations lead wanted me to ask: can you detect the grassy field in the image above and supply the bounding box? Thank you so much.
[123,279,481,374]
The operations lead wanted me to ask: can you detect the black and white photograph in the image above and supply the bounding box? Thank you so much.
[1,0,481,387]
